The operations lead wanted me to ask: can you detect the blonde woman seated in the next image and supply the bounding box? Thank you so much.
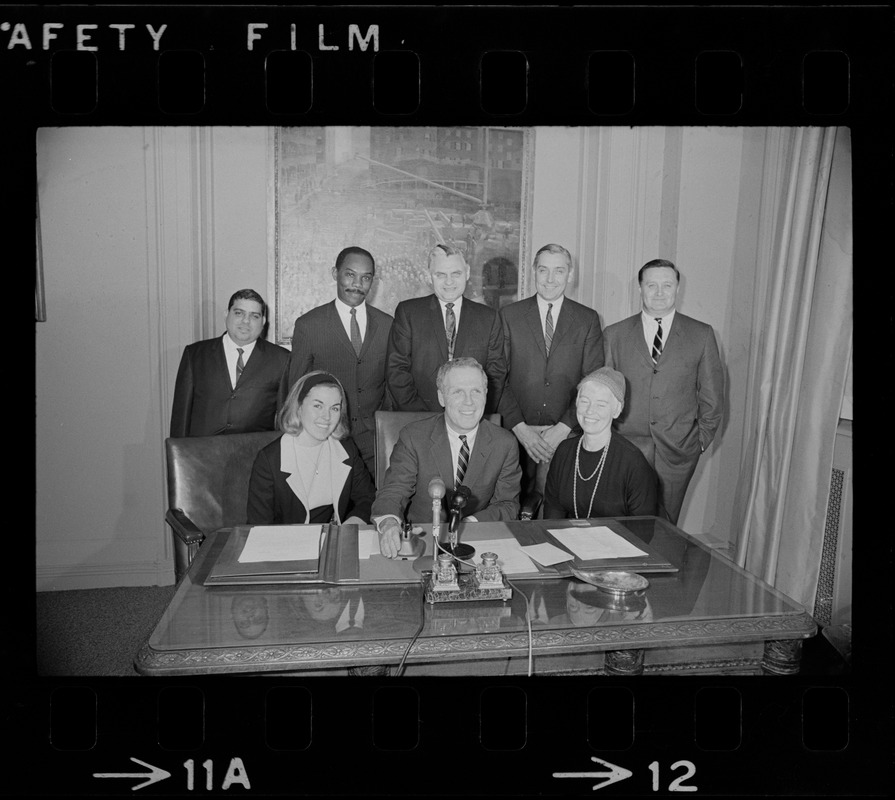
[543,367,658,519]
[247,371,375,525]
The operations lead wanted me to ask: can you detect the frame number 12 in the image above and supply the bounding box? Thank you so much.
[648,761,698,792]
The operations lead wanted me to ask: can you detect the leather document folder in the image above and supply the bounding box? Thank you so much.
[204,524,360,586]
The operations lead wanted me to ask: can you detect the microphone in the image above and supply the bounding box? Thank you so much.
[428,477,446,500]
[448,485,471,534]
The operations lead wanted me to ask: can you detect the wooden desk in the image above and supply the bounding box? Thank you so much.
[135,517,817,676]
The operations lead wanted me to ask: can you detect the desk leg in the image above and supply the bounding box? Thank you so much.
[605,649,645,676]
[348,665,391,677]
[761,639,803,675]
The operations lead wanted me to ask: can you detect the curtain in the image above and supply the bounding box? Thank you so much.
[733,127,852,609]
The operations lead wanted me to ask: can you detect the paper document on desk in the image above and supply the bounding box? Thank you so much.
[547,526,648,560]
[472,538,538,575]
[239,525,323,563]
[521,542,575,567]
[357,529,381,560]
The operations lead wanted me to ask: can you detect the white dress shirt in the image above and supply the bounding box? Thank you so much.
[222,334,257,389]
[334,297,367,345]
[536,294,565,345]
[445,419,479,485]
[641,308,676,354]
[438,296,463,343]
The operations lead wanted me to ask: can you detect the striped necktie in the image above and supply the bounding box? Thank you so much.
[350,308,362,356]
[236,347,245,384]
[651,317,663,363]
[456,434,469,486]
[445,302,456,359]
[545,303,554,356]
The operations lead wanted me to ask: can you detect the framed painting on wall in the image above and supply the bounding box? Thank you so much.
[268,126,535,346]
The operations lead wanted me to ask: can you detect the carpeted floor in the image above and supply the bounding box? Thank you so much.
[36,585,178,676]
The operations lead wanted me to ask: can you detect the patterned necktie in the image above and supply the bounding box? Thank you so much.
[236,347,245,384]
[456,434,469,486]
[545,303,554,356]
[350,308,362,356]
[651,317,663,363]
[445,302,456,359]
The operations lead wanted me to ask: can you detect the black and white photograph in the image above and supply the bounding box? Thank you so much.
[35,124,853,678]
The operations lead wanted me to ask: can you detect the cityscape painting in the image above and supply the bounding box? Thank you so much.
[269,126,534,346]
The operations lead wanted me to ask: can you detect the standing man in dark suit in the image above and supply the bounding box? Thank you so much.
[498,243,604,497]
[289,246,392,478]
[602,259,724,524]
[170,288,290,437]
[373,358,521,558]
[386,243,506,413]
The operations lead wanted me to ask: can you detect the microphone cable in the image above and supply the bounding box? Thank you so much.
[393,576,428,678]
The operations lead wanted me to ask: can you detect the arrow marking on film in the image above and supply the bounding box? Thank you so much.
[93,757,171,791]
[553,756,633,792]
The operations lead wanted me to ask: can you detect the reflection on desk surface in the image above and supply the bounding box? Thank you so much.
[150,517,808,652]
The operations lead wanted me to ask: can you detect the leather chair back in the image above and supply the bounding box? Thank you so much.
[374,411,501,487]
[165,431,281,576]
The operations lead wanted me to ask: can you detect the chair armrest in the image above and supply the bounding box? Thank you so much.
[165,508,206,547]
[519,489,543,521]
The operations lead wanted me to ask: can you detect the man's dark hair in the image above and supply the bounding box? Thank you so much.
[335,246,376,273]
[228,288,267,317]
[638,259,681,284]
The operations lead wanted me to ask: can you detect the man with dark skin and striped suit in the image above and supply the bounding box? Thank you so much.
[289,246,393,478]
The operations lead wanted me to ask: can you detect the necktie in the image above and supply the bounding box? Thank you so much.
[350,308,362,356]
[236,348,245,384]
[445,302,456,359]
[545,303,554,356]
[651,317,663,363]
[456,434,469,486]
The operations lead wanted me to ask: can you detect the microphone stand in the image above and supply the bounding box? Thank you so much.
[442,486,475,568]
[413,477,445,575]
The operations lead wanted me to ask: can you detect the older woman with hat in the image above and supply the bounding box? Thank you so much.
[543,367,658,519]
[247,370,375,525]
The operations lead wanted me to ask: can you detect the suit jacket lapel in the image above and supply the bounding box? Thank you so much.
[236,338,265,386]
[429,416,455,489]
[550,298,574,350]
[215,337,235,391]
[281,436,351,522]
[326,301,359,359]
[327,439,352,523]
[359,305,378,358]
[462,422,490,488]
[659,314,683,363]
[633,316,654,368]
[428,295,450,362]
[522,296,548,359]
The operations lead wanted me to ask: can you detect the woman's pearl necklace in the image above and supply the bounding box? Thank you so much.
[573,434,610,519]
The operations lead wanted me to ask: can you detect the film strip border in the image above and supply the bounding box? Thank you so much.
[0,5,888,123]
[18,678,877,795]
[8,4,892,797]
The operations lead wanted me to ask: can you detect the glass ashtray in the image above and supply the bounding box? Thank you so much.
[570,568,650,598]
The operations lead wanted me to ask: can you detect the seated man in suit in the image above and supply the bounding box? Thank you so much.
[170,288,291,437]
[372,358,522,558]
[386,243,506,413]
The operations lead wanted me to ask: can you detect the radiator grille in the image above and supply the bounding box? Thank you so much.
[813,467,844,626]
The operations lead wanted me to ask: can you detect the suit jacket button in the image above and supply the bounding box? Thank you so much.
[653,369,658,374]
